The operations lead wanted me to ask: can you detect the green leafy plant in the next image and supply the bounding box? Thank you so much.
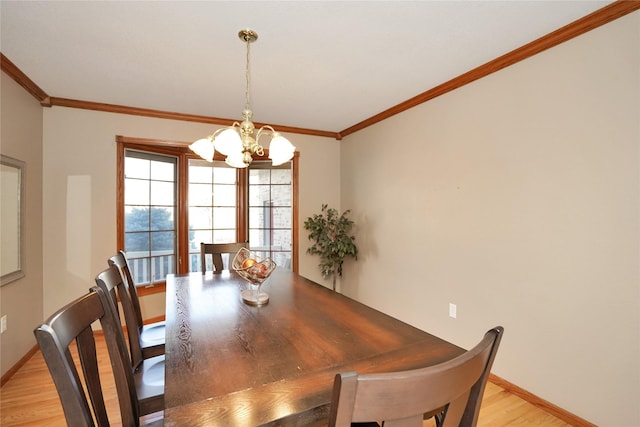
[304,204,358,291]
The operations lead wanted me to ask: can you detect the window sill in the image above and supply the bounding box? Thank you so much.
[137,281,166,297]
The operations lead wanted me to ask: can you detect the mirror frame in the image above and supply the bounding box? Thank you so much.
[1,155,25,285]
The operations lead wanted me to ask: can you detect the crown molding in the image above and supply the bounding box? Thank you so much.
[47,97,339,139]
[338,0,640,138]
[0,53,50,106]
[2,1,638,141]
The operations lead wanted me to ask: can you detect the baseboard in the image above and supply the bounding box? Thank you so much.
[1,344,38,386]
[143,315,165,325]
[489,374,596,427]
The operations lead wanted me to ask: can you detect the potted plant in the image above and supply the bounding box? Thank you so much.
[304,204,358,291]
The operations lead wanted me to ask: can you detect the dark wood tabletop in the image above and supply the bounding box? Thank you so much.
[163,269,463,426]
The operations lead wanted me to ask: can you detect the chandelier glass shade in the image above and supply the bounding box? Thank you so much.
[190,29,295,168]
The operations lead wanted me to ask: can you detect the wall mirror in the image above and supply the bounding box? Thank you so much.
[1,155,25,285]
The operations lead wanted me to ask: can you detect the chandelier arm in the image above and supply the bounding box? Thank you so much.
[254,126,277,156]
[255,125,275,145]
[212,122,241,138]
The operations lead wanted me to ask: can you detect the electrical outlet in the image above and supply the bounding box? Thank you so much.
[1,315,7,333]
[449,303,457,319]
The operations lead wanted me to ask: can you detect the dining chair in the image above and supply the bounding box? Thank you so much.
[95,266,165,415]
[328,326,504,427]
[109,250,165,359]
[33,286,163,427]
[200,241,248,273]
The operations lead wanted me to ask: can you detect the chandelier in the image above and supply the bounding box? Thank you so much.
[190,29,295,168]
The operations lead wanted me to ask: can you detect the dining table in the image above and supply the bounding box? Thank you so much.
[163,269,464,426]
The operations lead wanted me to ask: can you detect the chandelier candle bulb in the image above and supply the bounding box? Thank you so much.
[190,28,295,168]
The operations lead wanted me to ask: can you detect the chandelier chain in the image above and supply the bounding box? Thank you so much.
[245,38,251,111]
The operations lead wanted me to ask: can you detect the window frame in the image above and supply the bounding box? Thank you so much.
[116,135,299,296]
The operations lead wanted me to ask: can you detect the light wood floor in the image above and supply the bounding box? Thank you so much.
[1,336,570,426]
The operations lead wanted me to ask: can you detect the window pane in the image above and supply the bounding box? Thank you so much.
[273,252,292,270]
[151,160,175,181]
[125,207,150,232]
[189,165,213,183]
[249,169,270,184]
[151,255,174,281]
[125,231,150,252]
[126,256,152,286]
[272,229,292,250]
[248,207,264,228]
[212,207,236,229]
[191,229,236,247]
[189,183,213,206]
[150,207,174,231]
[189,207,213,230]
[213,184,236,206]
[249,185,271,205]
[271,169,291,184]
[191,230,213,249]
[273,207,292,228]
[189,253,201,272]
[213,229,236,243]
[151,181,174,206]
[215,167,236,184]
[151,231,174,252]
[271,185,291,205]
[125,178,149,205]
[125,157,149,179]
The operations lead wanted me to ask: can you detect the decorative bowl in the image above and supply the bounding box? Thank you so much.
[232,247,276,305]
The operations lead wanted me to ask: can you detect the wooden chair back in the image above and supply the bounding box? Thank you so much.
[33,287,142,427]
[108,250,143,327]
[200,242,248,273]
[328,326,504,427]
[95,265,145,370]
[459,326,504,425]
[108,251,165,359]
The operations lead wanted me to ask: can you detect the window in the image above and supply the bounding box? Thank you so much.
[249,162,292,270]
[187,159,239,272]
[123,150,177,285]
[116,136,298,291]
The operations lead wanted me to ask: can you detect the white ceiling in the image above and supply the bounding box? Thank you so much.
[1,1,612,134]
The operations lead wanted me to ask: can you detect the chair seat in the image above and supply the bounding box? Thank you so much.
[141,321,166,358]
[143,419,165,427]
[136,354,165,415]
[141,321,166,344]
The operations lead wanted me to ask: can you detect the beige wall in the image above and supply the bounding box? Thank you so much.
[0,72,44,376]
[340,11,640,426]
[3,9,638,425]
[41,107,340,320]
